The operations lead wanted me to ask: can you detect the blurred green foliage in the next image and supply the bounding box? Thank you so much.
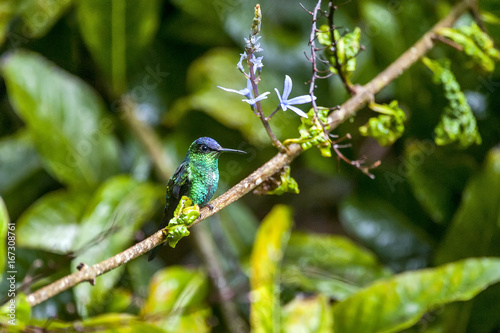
[0,0,500,332]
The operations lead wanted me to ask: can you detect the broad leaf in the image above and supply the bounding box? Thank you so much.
[141,266,211,332]
[0,130,41,194]
[433,148,500,332]
[404,141,477,224]
[339,196,432,272]
[0,0,72,46]
[72,175,162,317]
[17,190,91,254]
[282,232,391,300]
[250,205,293,333]
[436,147,500,263]
[77,0,162,94]
[333,258,500,333]
[1,50,120,189]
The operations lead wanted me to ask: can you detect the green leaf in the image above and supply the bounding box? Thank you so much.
[1,50,121,189]
[72,175,162,317]
[437,23,500,72]
[422,57,481,148]
[284,107,331,156]
[481,11,500,26]
[318,26,361,79]
[333,258,500,333]
[433,148,500,332]
[250,205,293,333]
[30,313,166,332]
[0,0,72,46]
[339,196,432,272]
[164,196,200,248]
[166,225,190,248]
[0,197,9,279]
[254,166,300,196]
[81,313,166,333]
[282,232,391,300]
[77,0,162,95]
[0,130,41,194]
[281,295,333,333]
[436,147,500,264]
[16,190,91,254]
[359,101,407,146]
[141,266,211,332]
[0,293,31,330]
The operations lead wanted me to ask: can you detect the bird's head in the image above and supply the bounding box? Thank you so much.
[188,137,246,159]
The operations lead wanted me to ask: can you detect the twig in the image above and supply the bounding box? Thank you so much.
[432,34,464,51]
[25,0,473,307]
[327,1,357,95]
[247,48,287,152]
[303,1,373,177]
[304,0,330,138]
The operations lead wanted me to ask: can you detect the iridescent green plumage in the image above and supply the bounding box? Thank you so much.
[148,137,245,261]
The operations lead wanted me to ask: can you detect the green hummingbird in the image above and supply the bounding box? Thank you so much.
[148,137,246,261]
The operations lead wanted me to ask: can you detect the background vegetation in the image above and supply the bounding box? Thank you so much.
[0,0,499,332]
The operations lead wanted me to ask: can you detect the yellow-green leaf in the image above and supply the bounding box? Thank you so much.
[141,266,211,332]
[250,205,293,333]
[0,197,8,280]
[282,295,333,333]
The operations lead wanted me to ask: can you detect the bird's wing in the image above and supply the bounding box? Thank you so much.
[167,160,192,204]
[148,161,192,262]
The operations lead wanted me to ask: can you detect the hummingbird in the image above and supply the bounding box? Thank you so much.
[148,137,246,261]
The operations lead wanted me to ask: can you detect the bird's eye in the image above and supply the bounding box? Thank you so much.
[201,144,209,152]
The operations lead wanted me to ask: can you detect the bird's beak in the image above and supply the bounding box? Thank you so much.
[218,147,247,154]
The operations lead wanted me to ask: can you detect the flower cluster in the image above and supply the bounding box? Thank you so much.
[217,5,315,119]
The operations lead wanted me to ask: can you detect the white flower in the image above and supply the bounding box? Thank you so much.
[218,79,270,107]
[274,75,316,118]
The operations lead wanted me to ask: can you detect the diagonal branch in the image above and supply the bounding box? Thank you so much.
[25,0,475,308]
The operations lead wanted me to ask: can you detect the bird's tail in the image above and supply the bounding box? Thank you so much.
[148,245,161,261]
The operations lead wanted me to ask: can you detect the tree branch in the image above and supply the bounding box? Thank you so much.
[25,0,474,307]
